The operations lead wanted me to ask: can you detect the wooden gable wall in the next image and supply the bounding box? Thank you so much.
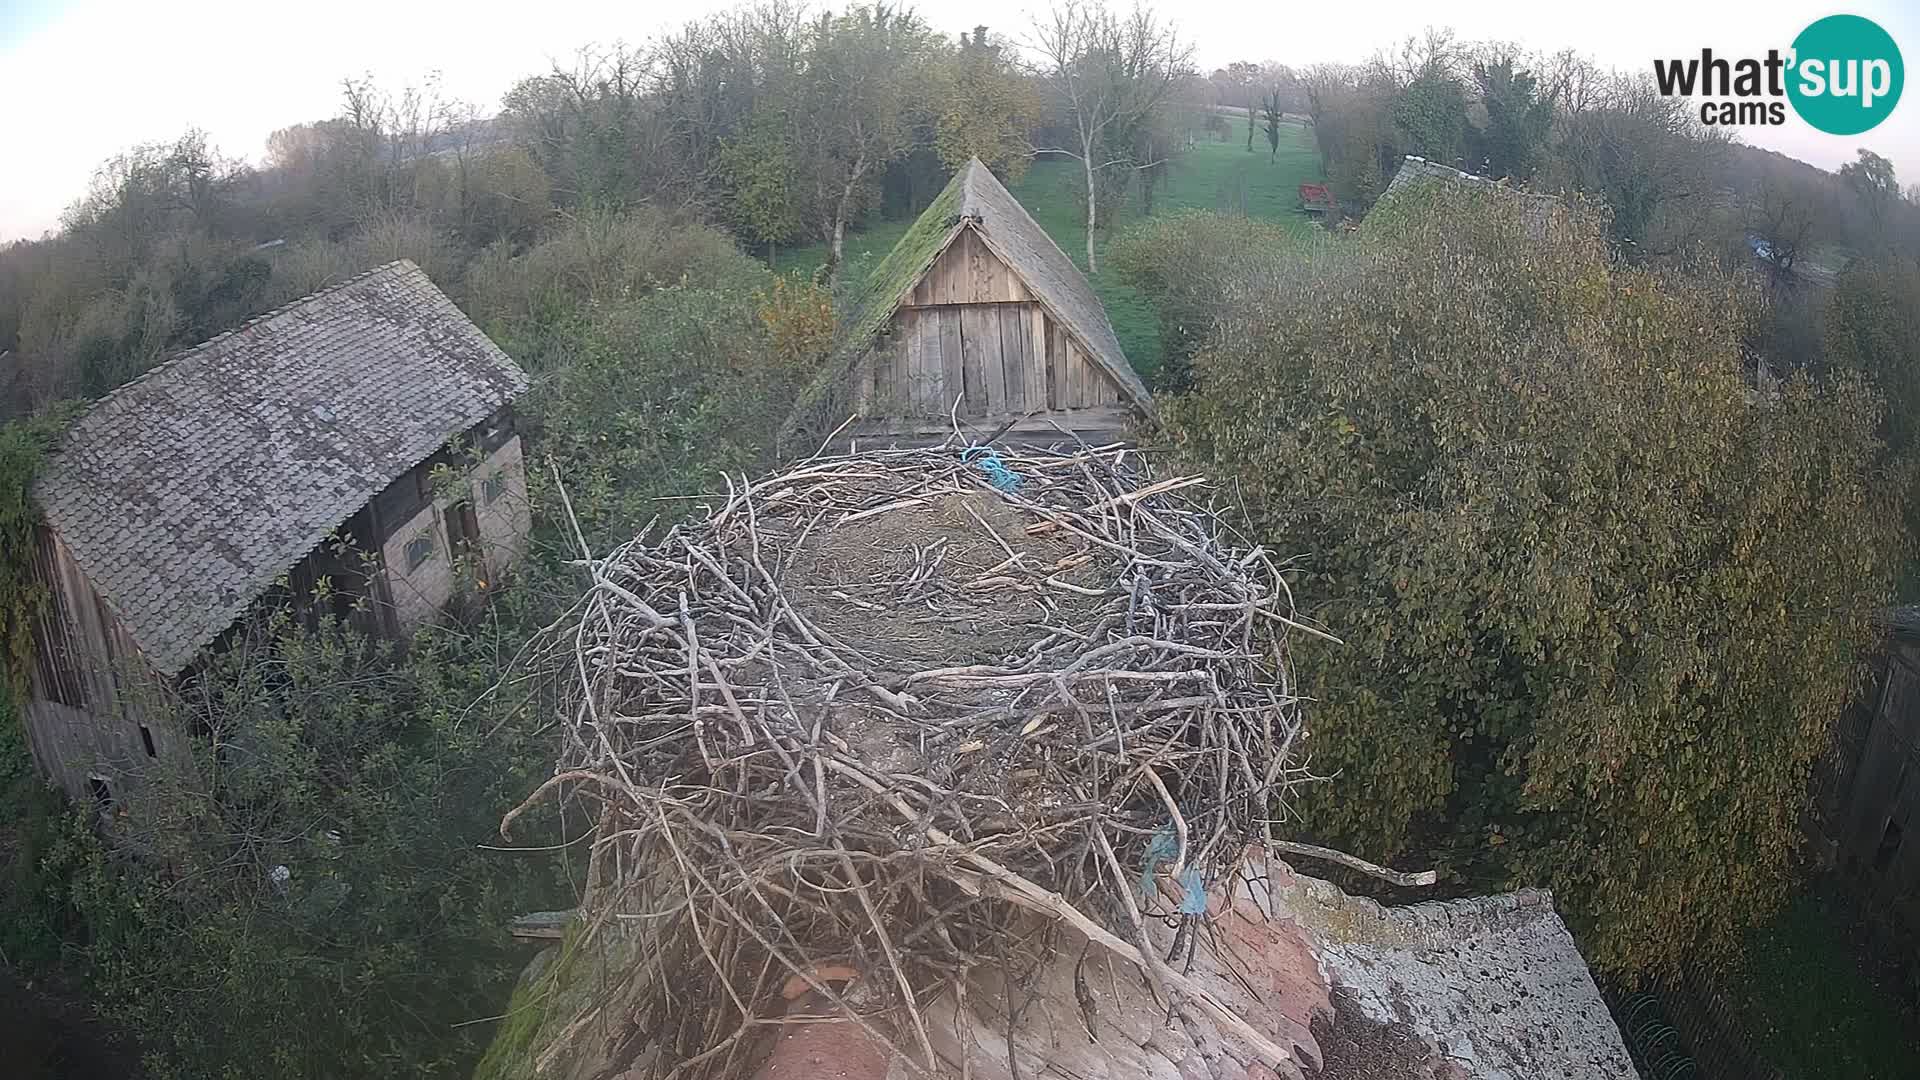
[23,529,171,802]
[852,226,1128,431]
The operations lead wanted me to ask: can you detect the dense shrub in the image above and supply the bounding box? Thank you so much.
[22,610,571,1080]
[1108,210,1308,391]
[463,207,765,371]
[1166,184,1904,975]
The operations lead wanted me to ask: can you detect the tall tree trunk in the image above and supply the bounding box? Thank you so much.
[1083,156,1099,273]
[826,159,866,285]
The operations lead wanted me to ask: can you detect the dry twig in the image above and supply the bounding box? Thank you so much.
[506,444,1341,1077]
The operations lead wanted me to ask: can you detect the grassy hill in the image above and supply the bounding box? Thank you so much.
[777,123,1324,381]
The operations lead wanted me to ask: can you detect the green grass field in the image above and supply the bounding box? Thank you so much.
[776,123,1323,379]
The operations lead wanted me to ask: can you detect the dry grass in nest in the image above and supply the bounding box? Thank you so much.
[501,441,1333,1079]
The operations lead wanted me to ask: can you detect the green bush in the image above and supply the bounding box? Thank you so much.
[525,280,814,549]
[1108,210,1308,391]
[1167,184,1904,976]
[4,610,572,1080]
[463,206,766,372]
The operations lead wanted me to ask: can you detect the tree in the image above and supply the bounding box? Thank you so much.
[931,27,1043,180]
[1304,66,1394,206]
[1161,185,1902,976]
[1543,75,1732,258]
[1470,53,1555,179]
[1840,148,1899,234]
[7,603,574,1080]
[1389,66,1469,163]
[1826,258,1920,464]
[716,106,803,259]
[792,5,940,280]
[1745,167,1827,287]
[501,42,693,212]
[1030,0,1194,272]
[1261,89,1283,159]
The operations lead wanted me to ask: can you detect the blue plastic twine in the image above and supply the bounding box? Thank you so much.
[1139,825,1209,915]
[961,446,1022,493]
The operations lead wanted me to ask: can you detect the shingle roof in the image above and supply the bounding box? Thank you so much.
[1273,869,1635,1079]
[35,260,528,676]
[802,158,1153,420]
[1375,155,1561,236]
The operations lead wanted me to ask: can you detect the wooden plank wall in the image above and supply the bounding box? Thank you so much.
[911,228,1034,306]
[860,302,1127,422]
[1828,644,1920,939]
[22,530,168,801]
[851,224,1130,430]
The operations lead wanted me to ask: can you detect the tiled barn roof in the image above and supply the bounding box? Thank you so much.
[35,260,528,676]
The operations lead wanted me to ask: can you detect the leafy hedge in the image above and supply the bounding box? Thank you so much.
[1165,186,1904,975]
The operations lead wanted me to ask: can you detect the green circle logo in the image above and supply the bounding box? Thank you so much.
[1787,15,1904,135]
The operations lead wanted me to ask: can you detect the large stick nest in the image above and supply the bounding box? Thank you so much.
[508,443,1324,1078]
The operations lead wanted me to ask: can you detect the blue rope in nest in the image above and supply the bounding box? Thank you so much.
[961,446,1023,493]
[1139,824,1209,914]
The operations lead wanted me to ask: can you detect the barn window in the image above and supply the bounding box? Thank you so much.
[482,471,508,505]
[139,723,157,758]
[87,775,113,810]
[405,533,437,570]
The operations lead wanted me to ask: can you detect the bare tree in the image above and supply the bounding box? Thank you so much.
[1747,169,1824,286]
[1030,1,1194,272]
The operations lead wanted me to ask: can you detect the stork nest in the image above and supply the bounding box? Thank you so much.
[505,443,1325,1078]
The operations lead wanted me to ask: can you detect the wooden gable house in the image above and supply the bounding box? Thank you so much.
[23,261,532,808]
[790,158,1154,449]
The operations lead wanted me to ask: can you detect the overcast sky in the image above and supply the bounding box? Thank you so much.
[3,0,1916,241]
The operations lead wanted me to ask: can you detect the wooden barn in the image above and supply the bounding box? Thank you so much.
[790,157,1154,449]
[22,261,532,810]
[1816,608,1920,937]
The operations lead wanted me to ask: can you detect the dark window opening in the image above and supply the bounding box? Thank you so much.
[447,501,480,562]
[88,775,113,810]
[139,724,157,758]
[405,534,436,570]
[1873,820,1904,874]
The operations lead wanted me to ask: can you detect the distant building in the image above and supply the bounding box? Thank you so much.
[22,260,531,807]
[1372,154,1562,238]
[788,157,1155,450]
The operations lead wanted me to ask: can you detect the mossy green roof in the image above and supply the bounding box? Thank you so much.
[839,167,969,359]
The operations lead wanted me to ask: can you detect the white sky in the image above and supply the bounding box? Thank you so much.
[3,0,1916,241]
